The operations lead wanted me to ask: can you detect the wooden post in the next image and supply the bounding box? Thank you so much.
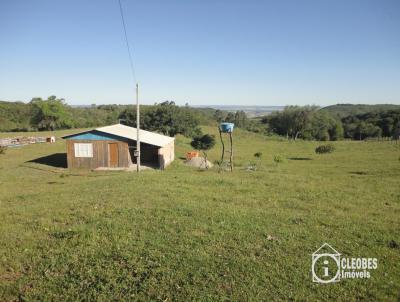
[229,132,233,172]
[219,127,225,171]
[136,83,140,172]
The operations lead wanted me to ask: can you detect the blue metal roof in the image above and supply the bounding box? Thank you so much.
[62,130,128,141]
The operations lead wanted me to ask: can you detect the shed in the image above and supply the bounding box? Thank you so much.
[62,124,174,169]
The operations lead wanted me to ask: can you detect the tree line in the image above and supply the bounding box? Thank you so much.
[0,97,212,137]
[341,110,400,140]
[261,106,343,140]
[0,96,128,132]
[1,96,399,141]
[213,109,267,134]
[119,101,203,137]
[261,105,400,140]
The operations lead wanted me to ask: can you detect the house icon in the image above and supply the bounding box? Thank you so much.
[312,243,341,283]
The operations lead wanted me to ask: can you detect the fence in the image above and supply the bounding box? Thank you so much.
[0,136,55,147]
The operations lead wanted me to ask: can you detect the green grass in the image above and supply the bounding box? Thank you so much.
[0,127,399,301]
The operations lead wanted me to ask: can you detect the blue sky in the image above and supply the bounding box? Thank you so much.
[1,0,399,106]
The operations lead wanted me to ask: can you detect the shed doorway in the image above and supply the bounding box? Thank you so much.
[108,143,119,167]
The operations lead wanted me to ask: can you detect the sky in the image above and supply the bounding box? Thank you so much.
[0,0,399,106]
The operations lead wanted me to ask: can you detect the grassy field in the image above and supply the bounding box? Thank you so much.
[0,127,399,301]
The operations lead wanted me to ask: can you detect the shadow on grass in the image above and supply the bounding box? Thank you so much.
[349,171,368,175]
[28,153,67,168]
[288,157,312,161]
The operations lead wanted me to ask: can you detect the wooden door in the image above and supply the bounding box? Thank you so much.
[108,143,119,167]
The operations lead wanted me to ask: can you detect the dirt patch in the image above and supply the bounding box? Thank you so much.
[0,270,21,282]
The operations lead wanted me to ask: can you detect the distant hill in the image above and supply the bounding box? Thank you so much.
[321,104,400,118]
[194,105,284,117]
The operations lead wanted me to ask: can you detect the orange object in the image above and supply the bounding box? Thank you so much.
[186,151,199,160]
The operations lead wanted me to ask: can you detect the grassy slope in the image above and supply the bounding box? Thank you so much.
[0,127,399,301]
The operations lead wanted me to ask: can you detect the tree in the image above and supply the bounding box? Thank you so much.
[234,110,248,128]
[30,96,72,130]
[341,109,400,139]
[291,106,316,140]
[190,134,216,169]
[245,119,268,134]
[0,101,32,131]
[224,112,235,123]
[304,112,330,141]
[354,122,382,140]
[329,121,344,141]
[265,106,317,140]
[392,122,400,140]
[213,110,225,123]
[364,123,382,139]
[265,109,294,138]
[379,117,394,137]
[304,111,344,141]
[263,106,345,141]
[120,101,202,137]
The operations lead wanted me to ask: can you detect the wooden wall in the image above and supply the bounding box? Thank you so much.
[66,139,174,170]
[66,139,130,169]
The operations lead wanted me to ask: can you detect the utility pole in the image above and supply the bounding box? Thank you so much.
[136,83,140,172]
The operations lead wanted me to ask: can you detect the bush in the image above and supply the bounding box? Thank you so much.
[0,146,6,154]
[273,154,285,163]
[254,152,263,159]
[315,144,335,154]
[190,134,216,169]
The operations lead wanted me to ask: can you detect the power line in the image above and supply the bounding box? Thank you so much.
[117,0,137,83]
[117,0,141,172]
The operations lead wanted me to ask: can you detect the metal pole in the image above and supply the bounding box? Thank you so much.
[136,83,141,172]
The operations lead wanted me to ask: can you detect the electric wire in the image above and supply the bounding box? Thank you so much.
[117,0,137,84]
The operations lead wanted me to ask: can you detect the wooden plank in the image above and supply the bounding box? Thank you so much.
[109,143,118,167]
[66,139,136,169]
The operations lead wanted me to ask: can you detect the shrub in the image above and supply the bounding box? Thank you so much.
[273,154,285,163]
[245,152,263,171]
[315,144,335,154]
[190,134,216,169]
[0,146,6,155]
[254,152,263,159]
